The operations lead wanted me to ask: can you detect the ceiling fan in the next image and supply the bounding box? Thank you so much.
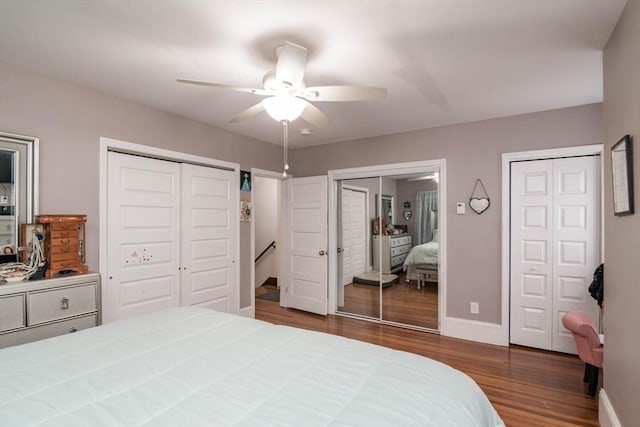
[177,41,387,127]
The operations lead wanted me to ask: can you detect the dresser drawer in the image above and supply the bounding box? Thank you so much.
[50,237,79,247]
[50,251,79,262]
[50,244,79,255]
[50,222,79,231]
[50,259,81,271]
[27,284,97,325]
[391,254,407,267]
[0,314,97,348]
[0,294,25,332]
[50,229,79,239]
[390,235,411,247]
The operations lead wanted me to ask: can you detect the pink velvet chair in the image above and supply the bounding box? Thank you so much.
[562,311,603,396]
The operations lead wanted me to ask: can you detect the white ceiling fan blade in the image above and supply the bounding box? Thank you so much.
[177,79,271,96]
[275,42,308,88]
[229,102,266,123]
[303,85,387,102]
[300,100,330,128]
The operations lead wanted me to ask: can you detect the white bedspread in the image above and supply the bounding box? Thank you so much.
[403,241,439,267]
[0,307,503,426]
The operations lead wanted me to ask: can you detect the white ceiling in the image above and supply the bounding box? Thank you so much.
[0,0,627,148]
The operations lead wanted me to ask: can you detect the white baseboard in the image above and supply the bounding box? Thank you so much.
[239,306,254,318]
[440,316,508,346]
[599,389,622,427]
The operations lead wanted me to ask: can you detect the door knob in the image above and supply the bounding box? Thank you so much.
[319,250,325,256]
[337,248,343,253]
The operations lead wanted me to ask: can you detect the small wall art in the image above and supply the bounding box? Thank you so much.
[240,199,252,222]
[240,170,251,191]
[611,134,634,216]
[469,178,490,214]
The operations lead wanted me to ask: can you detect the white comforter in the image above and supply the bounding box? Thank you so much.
[403,241,439,267]
[0,307,503,426]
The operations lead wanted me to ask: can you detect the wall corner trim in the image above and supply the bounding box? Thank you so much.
[599,389,622,427]
[440,316,508,346]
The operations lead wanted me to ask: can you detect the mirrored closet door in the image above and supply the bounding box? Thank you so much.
[335,169,440,331]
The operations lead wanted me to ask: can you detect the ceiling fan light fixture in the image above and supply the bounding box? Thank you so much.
[261,93,306,122]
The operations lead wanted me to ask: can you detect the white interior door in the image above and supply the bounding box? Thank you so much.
[106,152,181,322]
[180,163,237,313]
[510,156,600,353]
[341,185,367,285]
[285,176,328,315]
[552,156,600,353]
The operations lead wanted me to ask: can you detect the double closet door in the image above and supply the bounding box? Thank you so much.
[510,155,600,353]
[105,152,238,322]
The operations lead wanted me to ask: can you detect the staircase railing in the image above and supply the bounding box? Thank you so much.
[255,241,276,263]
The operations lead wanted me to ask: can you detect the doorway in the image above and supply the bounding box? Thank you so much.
[253,174,282,309]
[250,169,287,318]
[329,160,446,332]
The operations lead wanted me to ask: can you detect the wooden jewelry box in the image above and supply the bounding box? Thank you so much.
[36,214,88,277]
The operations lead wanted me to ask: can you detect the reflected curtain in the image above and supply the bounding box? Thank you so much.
[415,191,438,245]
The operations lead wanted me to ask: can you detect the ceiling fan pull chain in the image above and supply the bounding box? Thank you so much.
[282,120,289,177]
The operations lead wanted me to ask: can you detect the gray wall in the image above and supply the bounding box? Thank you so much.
[0,61,283,309]
[290,103,603,323]
[602,2,640,425]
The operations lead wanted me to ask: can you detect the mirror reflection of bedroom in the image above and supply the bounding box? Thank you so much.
[336,171,439,331]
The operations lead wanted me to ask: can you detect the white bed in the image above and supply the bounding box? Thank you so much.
[0,307,503,426]
[403,241,439,268]
[403,239,439,281]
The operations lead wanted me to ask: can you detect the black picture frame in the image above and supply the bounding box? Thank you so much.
[611,134,634,216]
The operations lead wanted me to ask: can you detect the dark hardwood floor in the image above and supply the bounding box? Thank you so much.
[255,295,599,426]
[339,272,438,329]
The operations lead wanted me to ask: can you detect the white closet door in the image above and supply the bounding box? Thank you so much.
[510,156,600,353]
[510,160,554,350]
[180,163,237,313]
[286,176,328,315]
[552,156,600,353]
[105,152,181,323]
[341,186,367,286]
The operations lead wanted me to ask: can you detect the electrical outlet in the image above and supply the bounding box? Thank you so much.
[0,196,7,204]
[470,302,479,314]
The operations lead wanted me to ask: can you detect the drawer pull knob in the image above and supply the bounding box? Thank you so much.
[61,297,69,310]
[60,239,70,244]
[69,327,78,333]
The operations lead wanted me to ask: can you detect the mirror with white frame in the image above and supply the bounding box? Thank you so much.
[0,132,38,258]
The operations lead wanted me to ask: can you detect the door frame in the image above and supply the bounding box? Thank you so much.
[501,144,603,345]
[327,159,447,331]
[99,137,240,320]
[247,168,287,318]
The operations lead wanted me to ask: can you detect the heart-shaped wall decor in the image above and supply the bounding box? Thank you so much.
[469,197,490,214]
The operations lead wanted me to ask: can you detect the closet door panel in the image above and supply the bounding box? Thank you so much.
[180,164,238,313]
[552,156,600,353]
[106,152,181,323]
[510,160,554,350]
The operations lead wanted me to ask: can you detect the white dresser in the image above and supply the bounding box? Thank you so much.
[373,234,412,274]
[0,272,100,349]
